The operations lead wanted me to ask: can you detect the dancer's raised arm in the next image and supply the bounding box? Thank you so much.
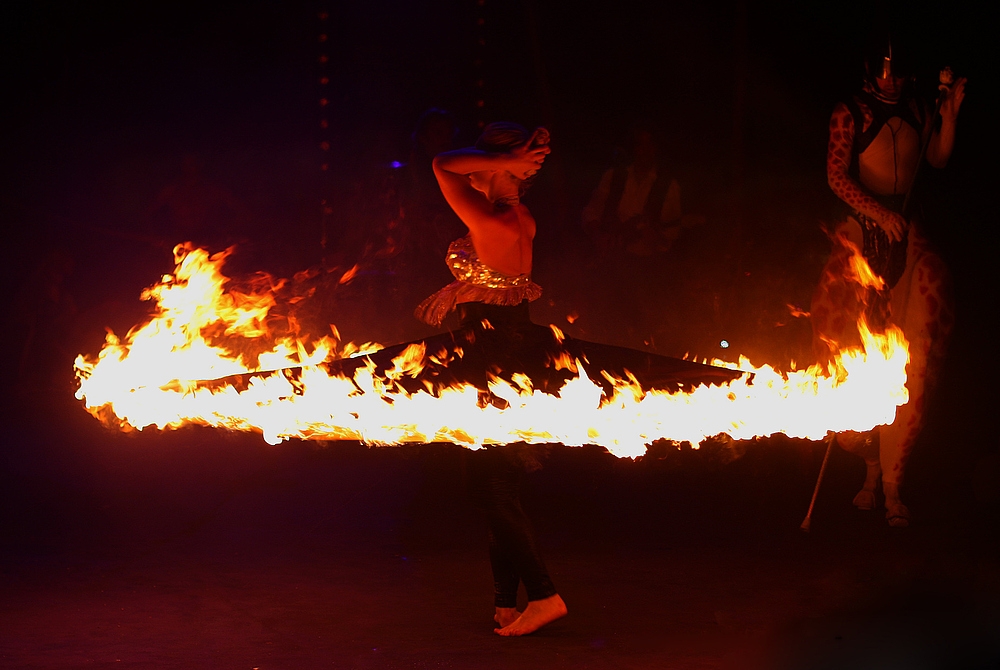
[432,132,549,233]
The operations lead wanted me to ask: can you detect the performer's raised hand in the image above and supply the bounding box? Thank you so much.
[506,129,550,179]
[939,76,967,123]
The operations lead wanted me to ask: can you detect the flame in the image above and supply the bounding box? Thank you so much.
[74,243,909,458]
[338,264,360,285]
[838,230,886,291]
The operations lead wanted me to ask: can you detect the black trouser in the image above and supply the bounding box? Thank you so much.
[457,299,531,329]
[457,301,556,608]
[467,445,557,608]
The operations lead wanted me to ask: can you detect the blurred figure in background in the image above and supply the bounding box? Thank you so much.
[580,121,703,347]
[144,153,249,251]
[399,108,465,258]
[582,121,698,257]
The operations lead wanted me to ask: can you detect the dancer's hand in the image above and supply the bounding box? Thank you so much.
[878,210,908,243]
[505,130,550,179]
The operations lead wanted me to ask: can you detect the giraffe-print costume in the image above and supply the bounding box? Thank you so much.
[811,85,955,526]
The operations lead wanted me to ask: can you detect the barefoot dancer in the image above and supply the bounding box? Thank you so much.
[325,123,740,635]
[419,122,567,636]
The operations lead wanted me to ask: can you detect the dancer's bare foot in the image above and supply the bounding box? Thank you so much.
[852,488,876,510]
[883,481,910,527]
[853,455,881,510]
[885,502,910,527]
[494,607,520,628]
[494,594,567,636]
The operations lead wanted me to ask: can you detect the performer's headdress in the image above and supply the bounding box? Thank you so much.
[863,33,914,97]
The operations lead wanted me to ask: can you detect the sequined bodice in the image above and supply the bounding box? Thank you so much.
[445,236,534,289]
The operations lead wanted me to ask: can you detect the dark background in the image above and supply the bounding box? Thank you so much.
[2,1,998,667]
[2,0,996,355]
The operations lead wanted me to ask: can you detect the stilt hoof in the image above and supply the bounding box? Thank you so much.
[886,503,910,527]
[853,489,876,511]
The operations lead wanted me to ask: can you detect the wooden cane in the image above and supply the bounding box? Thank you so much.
[800,433,836,532]
[902,70,952,217]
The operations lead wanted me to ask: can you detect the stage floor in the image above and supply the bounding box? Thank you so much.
[2,387,998,669]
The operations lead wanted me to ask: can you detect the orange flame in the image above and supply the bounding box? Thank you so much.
[837,230,886,291]
[338,264,360,285]
[74,244,909,458]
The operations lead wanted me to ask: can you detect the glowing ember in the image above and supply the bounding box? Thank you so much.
[74,244,909,458]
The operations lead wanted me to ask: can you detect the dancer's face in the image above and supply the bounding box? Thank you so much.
[875,73,905,100]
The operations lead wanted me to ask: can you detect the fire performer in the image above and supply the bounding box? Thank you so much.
[811,37,966,526]
[320,122,740,634]
[418,122,566,636]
